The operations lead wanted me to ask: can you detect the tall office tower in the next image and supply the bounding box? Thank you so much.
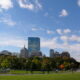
[50,49,54,58]
[28,37,40,56]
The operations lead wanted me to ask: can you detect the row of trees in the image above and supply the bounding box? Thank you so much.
[0,55,80,72]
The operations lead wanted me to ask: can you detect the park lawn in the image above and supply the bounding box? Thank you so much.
[8,70,71,74]
[0,72,80,80]
[9,70,43,74]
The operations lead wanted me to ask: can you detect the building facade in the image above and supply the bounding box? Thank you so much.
[50,49,54,58]
[61,51,70,57]
[20,46,29,58]
[28,37,40,55]
[50,49,70,58]
[53,51,61,57]
[0,50,12,56]
[30,51,42,57]
[50,49,60,58]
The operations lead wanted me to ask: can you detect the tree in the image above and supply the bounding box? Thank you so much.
[63,62,71,70]
[32,57,41,70]
[30,62,36,74]
[1,59,10,69]
[25,59,32,71]
[41,58,51,74]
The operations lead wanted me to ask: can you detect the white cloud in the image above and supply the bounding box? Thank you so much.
[31,27,44,31]
[18,0,42,11]
[70,35,80,42]
[60,36,68,41]
[77,0,80,7]
[0,36,27,48]
[60,35,80,42]
[31,27,54,35]
[0,0,16,26]
[32,27,39,31]
[18,0,34,10]
[0,14,16,26]
[41,37,70,50]
[0,0,42,12]
[46,30,54,34]
[59,9,68,17]
[0,0,13,11]
[56,29,71,35]
[63,29,71,34]
[32,28,71,35]
[41,37,58,49]
[35,0,42,9]
[56,29,62,35]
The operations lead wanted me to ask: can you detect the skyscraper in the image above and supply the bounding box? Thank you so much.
[50,49,54,58]
[28,37,40,55]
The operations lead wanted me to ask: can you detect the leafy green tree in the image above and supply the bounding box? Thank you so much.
[1,59,10,69]
[32,57,41,70]
[41,58,51,73]
[63,62,71,70]
[30,62,36,74]
[25,59,32,71]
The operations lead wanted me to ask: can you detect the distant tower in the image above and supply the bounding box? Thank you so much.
[20,45,29,58]
[28,37,40,56]
[50,49,54,58]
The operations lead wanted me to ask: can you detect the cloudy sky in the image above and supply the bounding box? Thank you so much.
[0,0,80,61]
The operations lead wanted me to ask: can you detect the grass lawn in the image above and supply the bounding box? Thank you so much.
[9,70,43,74]
[8,70,74,74]
[0,72,80,80]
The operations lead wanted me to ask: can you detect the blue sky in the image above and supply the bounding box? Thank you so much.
[0,0,80,61]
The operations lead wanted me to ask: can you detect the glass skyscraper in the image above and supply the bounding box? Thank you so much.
[28,37,40,54]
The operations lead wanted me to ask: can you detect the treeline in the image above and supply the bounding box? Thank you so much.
[0,55,80,72]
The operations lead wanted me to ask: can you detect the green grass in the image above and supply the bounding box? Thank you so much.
[9,70,45,74]
[8,70,72,74]
[0,72,80,80]
[9,70,55,74]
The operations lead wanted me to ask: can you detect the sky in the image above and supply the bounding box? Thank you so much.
[0,0,80,62]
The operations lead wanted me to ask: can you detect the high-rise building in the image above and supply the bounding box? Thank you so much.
[20,46,29,58]
[28,37,40,55]
[50,49,54,58]
[50,49,60,58]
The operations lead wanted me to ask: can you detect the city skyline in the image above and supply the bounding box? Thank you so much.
[0,0,80,62]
